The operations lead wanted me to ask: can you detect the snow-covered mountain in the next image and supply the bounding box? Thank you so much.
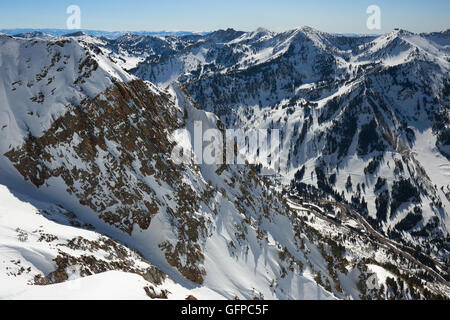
[0,29,449,300]
[112,27,450,279]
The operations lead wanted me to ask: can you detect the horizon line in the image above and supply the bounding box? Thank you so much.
[2,26,448,37]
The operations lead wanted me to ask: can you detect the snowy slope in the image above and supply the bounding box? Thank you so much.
[0,34,133,153]
[0,183,228,300]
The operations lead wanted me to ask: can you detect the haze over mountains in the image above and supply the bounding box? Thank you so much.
[0,29,208,39]
[0,26,449,300]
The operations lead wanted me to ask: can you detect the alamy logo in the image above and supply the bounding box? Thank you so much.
[367,274,380,290]
[66,5,81,30]
[367,5,381,30]
[171,121,280,171]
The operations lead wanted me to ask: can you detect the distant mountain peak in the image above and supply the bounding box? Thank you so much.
[298,25,321,33]
[389,28,415,38]
[206,28,244,42]
[254,27,272,34]
[63,31,89,37]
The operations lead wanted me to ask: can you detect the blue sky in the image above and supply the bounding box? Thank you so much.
[0,0,449,33]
